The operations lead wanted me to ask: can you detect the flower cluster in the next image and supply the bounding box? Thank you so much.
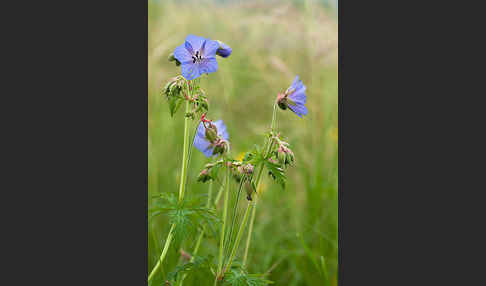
[272,134,295,167]
[153,33,309,286]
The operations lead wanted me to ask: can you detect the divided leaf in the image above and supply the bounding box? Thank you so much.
[264,159,286,189]
[223,264,274,286]
[166,254,214,283]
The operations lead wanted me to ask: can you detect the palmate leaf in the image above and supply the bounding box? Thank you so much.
[169,196,221,250]
[148,192,178,222]
[223,264,274,286]
[149,192,220,249]
[244,145,264,166]
[264,159,286,189]
[167,255,214,282]
[166,254,214,283]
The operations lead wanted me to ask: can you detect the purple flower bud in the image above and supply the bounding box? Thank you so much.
[216,40,232,58]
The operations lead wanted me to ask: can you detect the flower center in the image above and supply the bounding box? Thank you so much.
[192,50,203,64]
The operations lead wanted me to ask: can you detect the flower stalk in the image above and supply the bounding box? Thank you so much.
[242,102,278,268]
[224,200,253,274]
[148,86,193,284]
[178,180,214,286]
[148,223,175,283]
[215,163,231,285]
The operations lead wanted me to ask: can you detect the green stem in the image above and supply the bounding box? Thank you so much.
[179,181,213,286]
[224,201,253,274]
[178,100,191,202]
[215,164,231,285]
[242,103,278,268]
[148,224,175,283]
[242,197,256,267]
[213,184,224,207]
[148,96,192,284]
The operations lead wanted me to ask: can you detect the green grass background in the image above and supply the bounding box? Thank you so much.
[148,1,338,285]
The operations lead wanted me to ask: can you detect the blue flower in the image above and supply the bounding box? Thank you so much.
[216,40,232,58]
[173,35,220,80]
[193,119,230,157]
[277,75,308,118]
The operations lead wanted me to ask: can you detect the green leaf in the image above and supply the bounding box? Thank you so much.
[166,255,214,283]
[150,194,220,249]
[223,264,274,286]
[264,160,286,189]
[168,96,184,117]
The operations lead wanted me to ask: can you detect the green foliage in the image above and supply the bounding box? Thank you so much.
[223,264,273,286]
[263,159,286,189]
[163,76,186,117]
[149,1,338,285]
[150,193,220,249]
[166,255,214,283]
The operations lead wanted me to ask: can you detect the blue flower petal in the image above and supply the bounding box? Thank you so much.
[181,62,201,80]
[202,40,219,58]
[193,122,214,158]
[289,86,307,104]
[199,57,218,75]
[288,103,308,118]
[174,43,193,64]
[185,35,206,52]
[213,120,229,141]
[290,75,304,91]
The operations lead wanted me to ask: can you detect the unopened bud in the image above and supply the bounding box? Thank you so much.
[277,93,288,110]
[168,53,181,66]
[180,249,191,261]
[212,139,228,156]
[205,124,219,143]
[243,163,254,175]
[215,40,232,58]
[197,168,211,183]
[244,180,254,201]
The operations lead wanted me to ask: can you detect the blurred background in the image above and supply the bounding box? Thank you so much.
[148,0,337,285]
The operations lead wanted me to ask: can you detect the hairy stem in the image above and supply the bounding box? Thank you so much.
[242,103,278,268]
[148,93,192,284]
[224,200,253,274]
[148,224,175,283]
[213,184,224,207]
[178,100,191,202]
[215,164,231,285]
[178,181,213,286]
